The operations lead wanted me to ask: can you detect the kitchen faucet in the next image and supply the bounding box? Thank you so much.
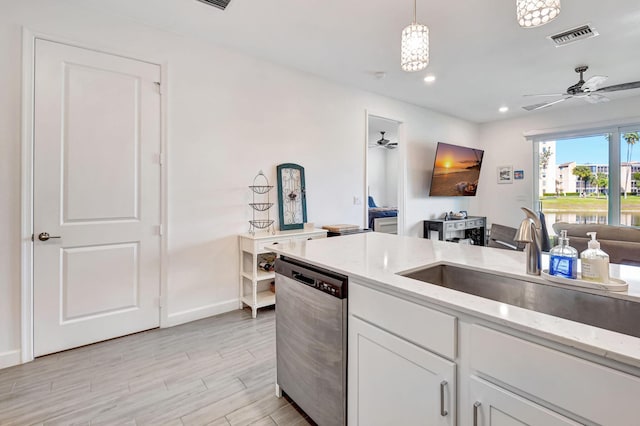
[514,207,542,275]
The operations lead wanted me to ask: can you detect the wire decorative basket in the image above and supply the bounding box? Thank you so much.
[249,202,274,212]
[248,185,274,194]
[248,171,275,235]
[249,219,275,229]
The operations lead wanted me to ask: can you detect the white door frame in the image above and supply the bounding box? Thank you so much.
[364,110,407,235]
[20,28,169,363]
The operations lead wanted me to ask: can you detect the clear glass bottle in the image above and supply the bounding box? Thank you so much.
[549,230,578,279]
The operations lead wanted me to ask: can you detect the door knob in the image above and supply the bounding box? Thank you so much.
[38,232,61,241]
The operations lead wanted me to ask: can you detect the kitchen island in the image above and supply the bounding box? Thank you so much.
[270,232,640,426]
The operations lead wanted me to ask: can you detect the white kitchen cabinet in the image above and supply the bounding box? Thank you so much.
[348,316,456,426]
[470,324,640,426]
[469,376,581,426]
[347,282,640,425]
[238,228,326,318]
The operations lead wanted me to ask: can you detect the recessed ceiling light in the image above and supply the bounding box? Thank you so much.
[499,106,509,113]
[423,75,436,83]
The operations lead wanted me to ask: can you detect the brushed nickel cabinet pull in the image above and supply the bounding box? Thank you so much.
[440,380,448,416]
[473,401,481,426]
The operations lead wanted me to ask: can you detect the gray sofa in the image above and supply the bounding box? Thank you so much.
[551,222,640,266]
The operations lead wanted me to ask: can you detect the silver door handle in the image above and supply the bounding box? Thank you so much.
[38,232,61,241]
[440,380,448,417]
[473,401,481,426]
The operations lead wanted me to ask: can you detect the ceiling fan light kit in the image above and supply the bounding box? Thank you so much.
[401,0,429,72]
[517,0,561,28]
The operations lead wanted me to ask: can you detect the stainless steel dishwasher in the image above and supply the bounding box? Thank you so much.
[275,256,347,426]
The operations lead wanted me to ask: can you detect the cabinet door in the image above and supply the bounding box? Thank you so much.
[348,316,455,426]
[469,377,581,426]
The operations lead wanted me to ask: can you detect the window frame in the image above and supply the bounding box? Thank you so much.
[531,123,640,227]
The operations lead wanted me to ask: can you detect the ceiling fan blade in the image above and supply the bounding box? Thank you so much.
[523,93,566,97]
[522,103,552,111]
[581,75,608,92]
[583,93,610,104]
[522,97,571,111]
[595,81,640,93]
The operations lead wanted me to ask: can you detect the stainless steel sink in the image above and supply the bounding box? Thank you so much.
[402,264,640,338]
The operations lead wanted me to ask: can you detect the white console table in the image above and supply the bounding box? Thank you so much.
[238,228,327,318]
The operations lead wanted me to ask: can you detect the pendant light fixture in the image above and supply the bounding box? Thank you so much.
[516,0,561,28]
[401,0,429,72]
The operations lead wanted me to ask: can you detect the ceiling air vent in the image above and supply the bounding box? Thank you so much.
[195,0,231,11]
[548,24,599,47]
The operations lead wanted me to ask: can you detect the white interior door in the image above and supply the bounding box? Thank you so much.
[33,39,162,357]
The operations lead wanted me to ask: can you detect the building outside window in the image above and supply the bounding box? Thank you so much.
[534,126,640,230]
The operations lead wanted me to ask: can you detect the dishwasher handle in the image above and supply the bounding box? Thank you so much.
[292,271,316,287]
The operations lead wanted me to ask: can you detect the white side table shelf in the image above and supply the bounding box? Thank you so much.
[238,228,327,318]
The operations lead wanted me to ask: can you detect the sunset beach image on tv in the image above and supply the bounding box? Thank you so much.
[429,142,484,196]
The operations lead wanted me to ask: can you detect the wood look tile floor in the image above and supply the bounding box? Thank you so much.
[0,308,313,426]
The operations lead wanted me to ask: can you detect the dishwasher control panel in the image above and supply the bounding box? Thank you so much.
[275,257,347,299]
[317,280,343,297]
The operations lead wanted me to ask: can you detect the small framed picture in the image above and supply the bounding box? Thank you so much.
[497,166,513,184]
[514,170,524,180]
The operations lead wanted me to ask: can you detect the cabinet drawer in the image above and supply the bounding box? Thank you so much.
[350,282,457,359]
[444,223,456,232]
[294,233,326,242]
[257,238,291,252]
[470,325,640,425]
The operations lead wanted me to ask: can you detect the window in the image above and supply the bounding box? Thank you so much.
[534,124,640,230]
[620,128,640,226]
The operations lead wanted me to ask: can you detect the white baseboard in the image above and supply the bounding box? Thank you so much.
[0,349,22,370]
[164,298,239,328]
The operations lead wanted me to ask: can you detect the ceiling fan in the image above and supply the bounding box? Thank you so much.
[522,66,640,111]
[369,131,398,150]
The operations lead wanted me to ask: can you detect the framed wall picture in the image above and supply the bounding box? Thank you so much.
[276,163,307,230]
[497,165,513,184]
[514,170,524,180]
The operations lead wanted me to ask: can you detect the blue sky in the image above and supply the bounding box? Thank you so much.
[554,134,640,165]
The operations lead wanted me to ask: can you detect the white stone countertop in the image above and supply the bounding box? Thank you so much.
[269,232,640,368]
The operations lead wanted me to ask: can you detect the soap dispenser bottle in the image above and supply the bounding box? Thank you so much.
[549,230,578,279]
[580,232,610,283]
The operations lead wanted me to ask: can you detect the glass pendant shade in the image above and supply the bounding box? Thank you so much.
[517,0,561,28]
[401,23,429,72]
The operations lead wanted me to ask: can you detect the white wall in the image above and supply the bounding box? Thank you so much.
[367,146,400,208]
[403,119,480,236]
[385,148,399,207]
[473,97,640,229]
[367,147,388,206]
[367,117,400,208]
[0,0,480,365]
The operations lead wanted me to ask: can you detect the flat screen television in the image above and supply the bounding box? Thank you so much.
[429,142,484,196]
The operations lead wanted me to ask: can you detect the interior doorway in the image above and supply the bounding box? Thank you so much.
[30,39,162,357]
[366,114,405,235]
